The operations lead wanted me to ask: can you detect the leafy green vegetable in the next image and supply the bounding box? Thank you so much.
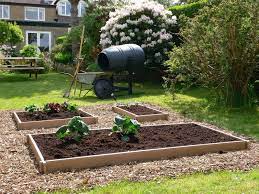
[25,104,38,113]
[111,116,140,142]
[63,102,78,112]
[56,116,90,142]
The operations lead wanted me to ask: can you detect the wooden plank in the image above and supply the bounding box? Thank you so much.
[0,67,44,70]
[14,109,98,130]
[27,123,249,173]
[0,57,40,60]
[42,140,247,173]
[27,134,46,173]
[112,105,169,122]
[112,106,137,118]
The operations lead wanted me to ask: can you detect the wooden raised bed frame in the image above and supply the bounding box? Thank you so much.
[14,109,98,130]
[112,105,169,122]
[27,123,248,174]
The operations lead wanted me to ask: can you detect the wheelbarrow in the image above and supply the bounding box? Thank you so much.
[76,72,113,98]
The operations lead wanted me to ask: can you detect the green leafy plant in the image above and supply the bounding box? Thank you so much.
[0,21,23,45]
[63,102,78,112]
[165,0,259,108]
[20,45,39,57]
[56,116,90,142]
[54,52,73,64]
[169,0,209,18]
[25,104,38,113]
[111,116,140,142]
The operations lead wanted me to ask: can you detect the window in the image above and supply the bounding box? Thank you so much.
[57,0,71,16]
[78,0,87,17]
[25,7,45,21]
[0,5,10,19]
[26,31,51,52]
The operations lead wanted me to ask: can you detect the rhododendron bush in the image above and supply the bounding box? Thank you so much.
[100,0,177,69]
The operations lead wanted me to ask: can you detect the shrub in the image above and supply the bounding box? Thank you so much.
[100,0,177,70]
[165,0,259,108]
[56,35,67,45]
[51,34,72,65]
[169,0,209,18]
[20,45,39,57]
[37,53,53,73]
[54,52,73,64]
[86,63,101,72]
[0,45,19,57]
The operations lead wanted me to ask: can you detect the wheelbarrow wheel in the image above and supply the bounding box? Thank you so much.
[93,78,113,99]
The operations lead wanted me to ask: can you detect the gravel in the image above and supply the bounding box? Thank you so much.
[0,103,258,194]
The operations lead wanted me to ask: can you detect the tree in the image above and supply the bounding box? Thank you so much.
[8,23,24,46]
[0,21,23,45]
[0,21,11,45]
[165,0,259,107]
[69,0,81,57]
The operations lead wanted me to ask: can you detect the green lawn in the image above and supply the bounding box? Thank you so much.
[0,72,258,139]
[39,169,259,194]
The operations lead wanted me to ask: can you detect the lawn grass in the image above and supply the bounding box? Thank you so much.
[39,169,259,194]
[0,72,258,138]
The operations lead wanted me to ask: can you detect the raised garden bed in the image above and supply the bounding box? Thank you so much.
[112,104,169,122]
[14,109,98,130]
[27,123,248,173]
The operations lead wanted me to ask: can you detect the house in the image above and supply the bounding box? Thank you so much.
[0,0,87,52]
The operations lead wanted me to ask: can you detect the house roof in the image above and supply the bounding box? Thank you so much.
[0,0,55,6]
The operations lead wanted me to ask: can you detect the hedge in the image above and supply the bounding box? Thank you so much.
[169,0,209,18]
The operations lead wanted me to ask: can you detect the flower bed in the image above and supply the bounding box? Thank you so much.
[112,104,169,122]
[28,123,248,173]
[13,102,98,130]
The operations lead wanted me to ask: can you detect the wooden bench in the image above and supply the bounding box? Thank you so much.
[0,57,44,79]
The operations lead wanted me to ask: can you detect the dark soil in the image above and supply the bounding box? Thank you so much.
[33,123,238,160]
[17,110,91,122]
[119,105,161,115]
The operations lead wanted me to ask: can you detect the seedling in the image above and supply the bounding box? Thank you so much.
[111,115,140,142]
[25,104,38,113]
[63,102,78,112]
[43,103,62,113]
[56,116,89,142]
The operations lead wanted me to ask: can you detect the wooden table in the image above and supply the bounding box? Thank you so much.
[0,57,44,79]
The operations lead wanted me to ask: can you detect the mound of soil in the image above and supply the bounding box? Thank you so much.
[17,110,91,122]
[33,123,238,160]
[119,105,161,115]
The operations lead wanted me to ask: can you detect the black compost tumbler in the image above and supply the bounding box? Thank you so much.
[95,44,145,99]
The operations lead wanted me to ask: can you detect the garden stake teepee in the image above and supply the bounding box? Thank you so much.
[63,25,85,98]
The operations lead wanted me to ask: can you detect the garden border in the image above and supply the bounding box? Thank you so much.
[112,105,169,122]
[27,123,248,174]
[13,109,98,130]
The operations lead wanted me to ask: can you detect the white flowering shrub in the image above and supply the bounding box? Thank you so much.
[100,0,177,68]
